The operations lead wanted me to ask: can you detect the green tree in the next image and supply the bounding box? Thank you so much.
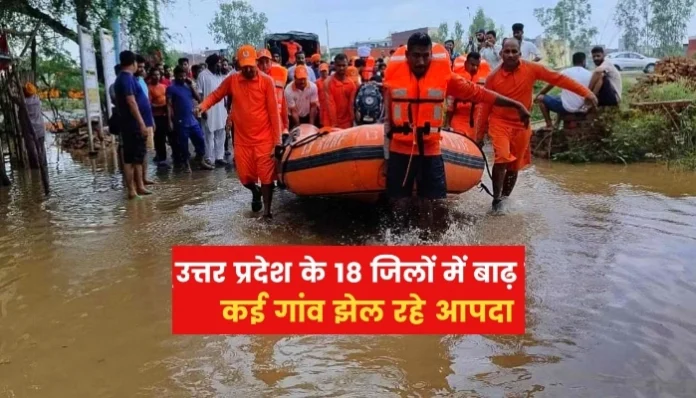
[468,7,497,38]
[613,0,694,56]
[615,0,643,52]
[208,0,268,51]
[431,22,450,44]
[36,50,82,93]
[1,0,168,53]
[533,0,598,52]
[649,0,695,56]
[453,21,466,53]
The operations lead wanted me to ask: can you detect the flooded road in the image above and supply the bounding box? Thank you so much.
[1,138,696,397]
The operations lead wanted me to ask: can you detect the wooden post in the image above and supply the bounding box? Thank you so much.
[31,37,37,78]
[0,132,10,187]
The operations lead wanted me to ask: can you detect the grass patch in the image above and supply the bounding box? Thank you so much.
[628,78,696,103]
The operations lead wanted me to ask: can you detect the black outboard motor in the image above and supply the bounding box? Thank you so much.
[354,82,384,125]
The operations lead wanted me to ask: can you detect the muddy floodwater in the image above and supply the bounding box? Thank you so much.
[1,138,696,398]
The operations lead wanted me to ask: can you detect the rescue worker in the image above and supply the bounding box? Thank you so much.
[258,48,289,134]
[197,45,281,219]
[476,38,598,212]
[346,65,361,86]
[445,52,491,140]
[285,65,319,129]
[281,39,302,66]
[258,48,290,189]
[323,53,358,129]
[384,32,530,228]
[316,63,331,127]
[310,53,322,80]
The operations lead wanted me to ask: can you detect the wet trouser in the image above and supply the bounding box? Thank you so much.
[154,115,179,162]
[203,124,226,162]
[488,121,532,172]
[176,123,206,164]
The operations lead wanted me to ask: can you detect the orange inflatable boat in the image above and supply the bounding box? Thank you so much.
[276,124,486,203]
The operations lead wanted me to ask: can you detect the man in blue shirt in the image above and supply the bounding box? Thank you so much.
[167,65,214,172]
[114,50,154,199]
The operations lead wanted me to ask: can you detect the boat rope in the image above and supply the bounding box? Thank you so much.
[277,128,330,186]
[455,131,495,198]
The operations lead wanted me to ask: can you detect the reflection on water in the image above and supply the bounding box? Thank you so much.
[1,138,696,397]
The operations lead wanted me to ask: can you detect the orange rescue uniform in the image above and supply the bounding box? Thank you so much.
[316,77,330,127]
[360,56,375,81]
[346,66,361,86]
[447,57,491,139]
[476,60,592,171]
[200,72,281,185]
[323,75,358,129]
[282,41,302,65]
[384,45,498,157]
[268,64,290,132]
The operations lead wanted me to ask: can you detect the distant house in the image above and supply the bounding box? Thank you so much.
[686,36,696,58]
[330,27,437,60]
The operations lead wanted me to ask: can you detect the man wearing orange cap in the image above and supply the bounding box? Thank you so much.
[315,63,330,127]
[284,65,319,129]
[257,48,289,134]
[197,45,281,219]
[323,53,357,129]
[309,53,322,81]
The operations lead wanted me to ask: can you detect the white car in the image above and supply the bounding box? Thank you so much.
[605,52,659,73]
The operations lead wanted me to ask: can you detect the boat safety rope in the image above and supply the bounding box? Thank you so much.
[454,131,495,198]
[277,129,330,185]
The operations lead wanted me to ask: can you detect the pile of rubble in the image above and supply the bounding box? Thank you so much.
[60,126,114,151]
[634,57,696,87]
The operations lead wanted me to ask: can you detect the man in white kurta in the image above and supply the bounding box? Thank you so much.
[197,54,229,166]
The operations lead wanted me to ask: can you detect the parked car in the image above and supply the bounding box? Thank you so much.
[605,52,659,73]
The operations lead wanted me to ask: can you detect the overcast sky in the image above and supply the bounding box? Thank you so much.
[64,0,696,56]
[160,0,628,51]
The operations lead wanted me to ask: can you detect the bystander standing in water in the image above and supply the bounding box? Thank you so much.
[114,50,154,199]
[167,66,214,173]
[148,68,178,167]
[197,54,229,167]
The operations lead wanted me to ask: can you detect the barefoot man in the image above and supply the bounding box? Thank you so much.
[114,50,154,199]
[476,38,598,212]
[197,45,281,219]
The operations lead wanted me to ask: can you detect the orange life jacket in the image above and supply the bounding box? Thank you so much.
[452,55,467,75]
[449,57,492,133]
[384,43,451,153]
[361,56,375,81]
[268,64,288,127]
[346,66,361,86]
[453,56,491,83]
